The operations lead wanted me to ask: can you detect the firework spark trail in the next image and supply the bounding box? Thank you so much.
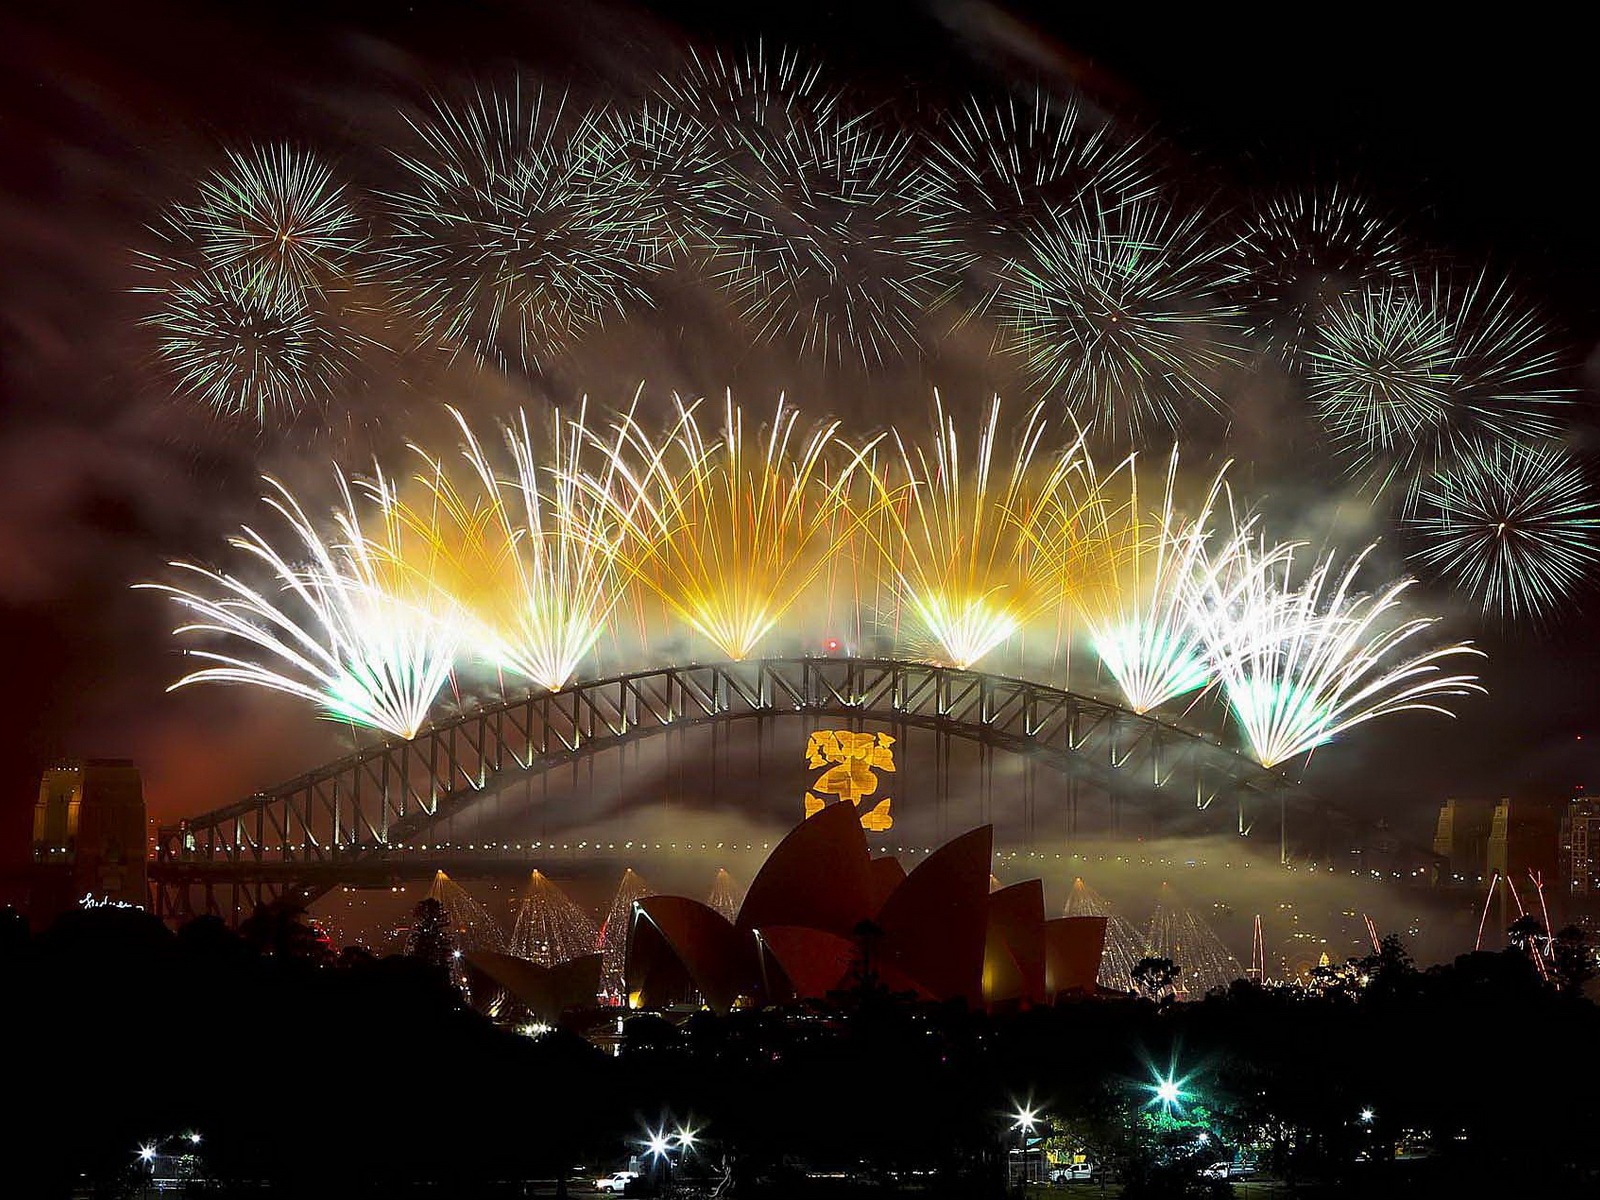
[1231,186,1407,367]
[184,144,369,303]
[138,471,458,740]
[1074,450,1238,714]
[589,392,873,660]
[999,196,1244,442]
[392,404,629,691]
[381,82,657,373]
[864,395,1096,669]
[1190,539,1485,769]
[426,870,507,955]
[1411,439,1600,622]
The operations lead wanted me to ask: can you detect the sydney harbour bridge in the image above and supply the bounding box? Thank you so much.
[145,656,1335,925]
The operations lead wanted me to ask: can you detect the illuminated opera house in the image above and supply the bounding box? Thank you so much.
[622,801,1108,1013]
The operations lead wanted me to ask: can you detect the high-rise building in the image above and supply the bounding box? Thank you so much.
[1561,792,1600,901]
[31,759,147,911]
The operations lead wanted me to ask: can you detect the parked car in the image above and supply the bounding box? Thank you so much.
[1049,1162,1093,1182]
[595,1171,640,1193]
[1198,1161,1232,1180]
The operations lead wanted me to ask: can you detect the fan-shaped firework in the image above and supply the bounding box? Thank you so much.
[1075,451,1237,714]
[999,198,1244,442]
[1065,877,1146,993]
[1309,273,1566,499]
[392,404,628,691]
[510,871,599,965]
[141,266,359,423]
[714,109,970,366]
[1146,883,1243,997]
[1191,540,1484,769]
[382,83,656,372]
[184,144,368,302]
[138,472,458,739]
[590,393,869,660]
[1411,440,1600,621]
[931,89,1152,244]
[599,868,653,994]
[1232,186,1407,366]
[864,396,1096,669]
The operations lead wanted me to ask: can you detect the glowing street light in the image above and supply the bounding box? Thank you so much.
[675,1127,698,1153]
[137,1144,157,1165]
[1149,1071,1185,1113]
[644,1128,672,1161]
[1012,1104,1040,1135]
[186,1132,202,1146]
[1360,1107,1375,1124]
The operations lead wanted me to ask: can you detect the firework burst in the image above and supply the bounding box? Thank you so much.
[381,82,656,373]
[1411,440,1600,622]
[139,473,458,739]
[591,393,869,660]
[1309,273,1566,499]
[714,108,970,366]
[1191,540,1484,769]
[999,197,1244,443]
[582,98,738,265]
[140,266,360,423]
[1231,186,1407,366]
[183,144,368,303]
[865,396,1096,669]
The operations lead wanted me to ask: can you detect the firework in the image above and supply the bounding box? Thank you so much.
[183,144,368,303]
[998,197,1244,442]
[589,392,869,660]
[1411,440,1600,621]
[864,395,1096,669]
[426,870,507,955]
[1064,877,1145,993]
[930,89,1151,244]
[599,868,653,994]
[510,870,599,966]
[1075,451,1237,714]
[1146,883,1243,998]
[1191,540,1485,769]
[659,43,838,141]
[708,868,744,923]
[140,266,359,423]
[1231,186,1407,366]
[1308,272,1566,499]
[713,108,970,366]
[582,98,739,265]
[392,404,628,691]
[138,471,458,740]
[381,82,656,373]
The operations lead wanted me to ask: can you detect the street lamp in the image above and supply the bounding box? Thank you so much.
[1013,1104,1040,1136]
[1360,1108,1375,1124]
[1151,1073,1183,1112]
[675,1126,697,1154]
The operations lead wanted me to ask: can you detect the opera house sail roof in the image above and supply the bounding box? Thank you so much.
[625,802,1107,1013]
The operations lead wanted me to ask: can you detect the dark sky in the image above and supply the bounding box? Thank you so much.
[2,1,1597,863]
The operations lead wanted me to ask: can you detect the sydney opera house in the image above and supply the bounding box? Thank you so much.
[622,801,1108,1013]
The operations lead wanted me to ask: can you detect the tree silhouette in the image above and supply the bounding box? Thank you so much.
[405,897,455,980]
[1551,925,1597,997]
[1132,955,1180,1003]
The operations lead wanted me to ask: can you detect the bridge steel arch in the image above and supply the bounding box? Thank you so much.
[149,657,1299,924]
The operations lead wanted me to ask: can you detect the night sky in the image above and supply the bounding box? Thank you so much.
[2,1,1597,864]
